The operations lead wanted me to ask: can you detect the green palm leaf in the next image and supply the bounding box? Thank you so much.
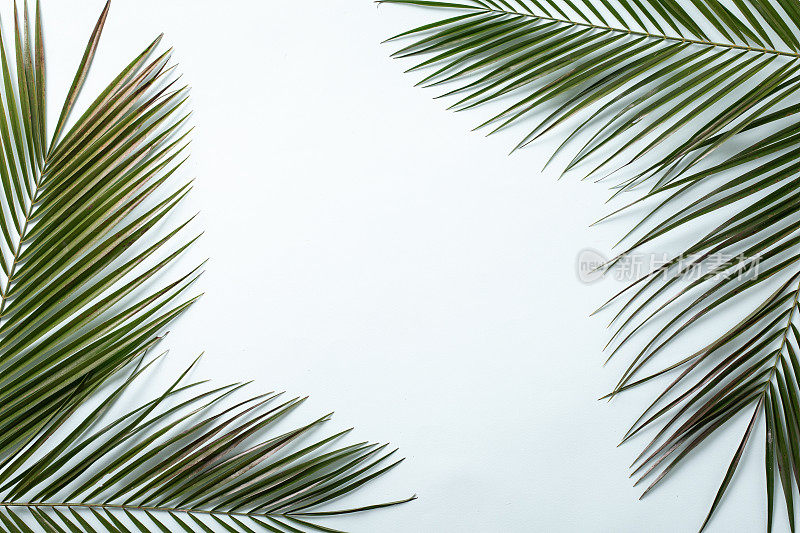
[383,0,800,530]
[0,1,412,531]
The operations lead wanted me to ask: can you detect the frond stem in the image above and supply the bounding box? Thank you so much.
[764,280,800,383]
[0,203,32,311]
[0,162,50,310]
[0,501,320,519]
[477,8,800,59]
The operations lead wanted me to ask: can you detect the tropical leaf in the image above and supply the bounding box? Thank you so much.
[382,0,800,530]
[0,1,412,531]
[0,353,414,532]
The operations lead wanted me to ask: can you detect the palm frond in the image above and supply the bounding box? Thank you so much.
[381,0,800,180]
[384,0,800,530]
[0,1,412,531]
[0,353,414,532]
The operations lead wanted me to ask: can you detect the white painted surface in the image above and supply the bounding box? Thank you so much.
[35,1,786,531]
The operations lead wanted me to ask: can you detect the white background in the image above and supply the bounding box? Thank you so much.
[32,0,789,531]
